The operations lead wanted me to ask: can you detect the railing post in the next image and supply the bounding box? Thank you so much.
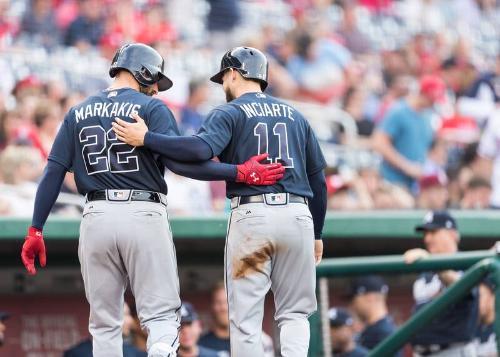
[319,277,332,357]
[309,278,322,357]
[490,257,500,356]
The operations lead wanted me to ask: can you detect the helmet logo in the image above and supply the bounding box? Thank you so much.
[140,67,153,81]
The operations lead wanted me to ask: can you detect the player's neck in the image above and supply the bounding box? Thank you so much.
[233,84,262,99]
[108,76,140,92]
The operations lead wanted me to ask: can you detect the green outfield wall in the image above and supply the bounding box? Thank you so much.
[1,210,500,240]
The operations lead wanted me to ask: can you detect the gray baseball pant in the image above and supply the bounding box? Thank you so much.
[225,196,317,357]
[79,196,180,357]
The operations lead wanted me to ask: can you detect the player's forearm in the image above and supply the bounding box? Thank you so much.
[162,157,236,181]
[308,170,327,240]
[144,132,213,162]
[31,160,67,230]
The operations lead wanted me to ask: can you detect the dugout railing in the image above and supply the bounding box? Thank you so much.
[310,249,500,357]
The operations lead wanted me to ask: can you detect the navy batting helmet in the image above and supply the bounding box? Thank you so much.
[210,47,269,90]
[109,43,173,91]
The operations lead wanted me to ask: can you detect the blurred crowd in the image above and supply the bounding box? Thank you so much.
[0,0,499,216]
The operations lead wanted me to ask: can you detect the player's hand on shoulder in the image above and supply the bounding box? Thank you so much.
[112,112,148,147]
[404,248,429,264]
[21,226,46,275]
[314,240,323,266]
[236,153,285,186]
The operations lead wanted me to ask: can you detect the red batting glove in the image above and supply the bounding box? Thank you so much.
[21,226,46,275]
[236,153,285,186]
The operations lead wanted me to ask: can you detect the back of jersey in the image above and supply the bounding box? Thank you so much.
[196,92,326,198]
[48,88,179,195]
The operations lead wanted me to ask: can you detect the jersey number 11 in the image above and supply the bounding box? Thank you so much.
[254,122,294,168]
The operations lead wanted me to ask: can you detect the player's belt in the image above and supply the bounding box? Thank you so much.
[86,190,167,206]
[413,341,469,355]
[230,193,307,209]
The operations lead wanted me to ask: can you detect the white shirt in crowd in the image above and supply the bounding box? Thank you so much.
[164,172,214,215]
[478,108,500,207]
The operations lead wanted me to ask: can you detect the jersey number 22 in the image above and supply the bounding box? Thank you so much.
[254,122,294,168]
[79,125,139,175]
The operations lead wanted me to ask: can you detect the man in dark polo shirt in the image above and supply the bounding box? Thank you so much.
[329,307,368,357]
[199,282,230,353]
[178,302,220,357]
[349,276,402,357]
[405,210,479,357]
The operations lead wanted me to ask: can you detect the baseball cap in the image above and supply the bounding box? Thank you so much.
[419,75,446,103]
[415,210,457,232]
[349,275,389,297]
[0,311,10,321]
[180,302,198,324]
[328,307,354,328]
[326,175,350,195]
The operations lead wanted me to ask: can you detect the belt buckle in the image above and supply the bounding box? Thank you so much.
[107,190,131,201]
[159,193,168,206]
[264,193,287,206]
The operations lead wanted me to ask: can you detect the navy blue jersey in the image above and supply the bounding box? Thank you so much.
[359,316,402,357]
[197,345,222,357]
[334,346,369,357]
[196,92,326,198]
[476,323,495,344]
[464,72,500,102]
[199,331,230,352]
[410,272,479,346]
[48,88,179,195]
[475,323,496,357]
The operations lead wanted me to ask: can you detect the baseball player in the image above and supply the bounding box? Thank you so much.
[405,211,479,357]
[112,46,328,357]
[20,43,284,357]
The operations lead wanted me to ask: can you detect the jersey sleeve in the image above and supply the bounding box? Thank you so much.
[195,108,235,157]
[305,122,327,175]
[146,98,180,136]
[47,111,75,170]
